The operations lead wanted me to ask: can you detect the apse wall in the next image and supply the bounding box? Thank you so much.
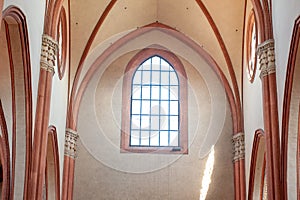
[74,29,235,199]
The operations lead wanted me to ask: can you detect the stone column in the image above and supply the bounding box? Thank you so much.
[0,0,3,29]
[257,39,281,200]
[62,128,79,200]
[232,132,246,200]
[29,34,57,200]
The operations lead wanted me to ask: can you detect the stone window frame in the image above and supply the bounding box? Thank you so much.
[120,48,188,154]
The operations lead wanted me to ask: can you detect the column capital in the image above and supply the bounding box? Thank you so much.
[232,132,245,162]
[257,39,276,79]
[64,128,79,159]
[40,34,58,74]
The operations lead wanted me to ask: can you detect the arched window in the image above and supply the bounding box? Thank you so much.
[246,9,258,83]
[121,48,188,154]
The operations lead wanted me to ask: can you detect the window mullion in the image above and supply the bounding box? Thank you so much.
[139,68,143,146]
[149,59,152,146]
[168,65,171,146]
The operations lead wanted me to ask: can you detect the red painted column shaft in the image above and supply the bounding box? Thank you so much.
[29,34,58,200]
[234,162,241,199]
[62,128,78,200]
[62,155,70,200]
[67,159,75,200]
[232,132,246,200]
[257,39,281,200]
[0,0,3,28]
[297,106,300,200]
[239,159,246,199]
[268,73,281,199]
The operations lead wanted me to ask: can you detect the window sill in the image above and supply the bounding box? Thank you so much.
[120,146,188,154]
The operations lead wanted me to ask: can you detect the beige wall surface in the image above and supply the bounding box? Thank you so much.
[75,40,234,199]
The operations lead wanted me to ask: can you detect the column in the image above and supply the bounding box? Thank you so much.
[257,39,281,199]
[29,34,58,200]
[62,128,79,200]
[232,132,246,200]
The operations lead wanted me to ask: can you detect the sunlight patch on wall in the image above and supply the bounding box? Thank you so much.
[199,145,215,200]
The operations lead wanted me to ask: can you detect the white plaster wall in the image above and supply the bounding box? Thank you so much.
[49,62,69,193]
[272,0,300,131]
[242,1,264,196]
[49,2,70,193]
[74,28,235,199]
[3,0,46,129]
[272,1,300,199]
[243,62,264,196]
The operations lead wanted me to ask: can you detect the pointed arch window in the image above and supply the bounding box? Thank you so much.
[121,48,188,154]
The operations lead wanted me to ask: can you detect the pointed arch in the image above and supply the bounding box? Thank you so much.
[0,100,11,200]
[248,129,266,200]
[45,126,60,200]
[282,15,300,200]
[2,6,32,199]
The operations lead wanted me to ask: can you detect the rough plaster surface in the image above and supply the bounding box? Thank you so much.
[75,47,234,199]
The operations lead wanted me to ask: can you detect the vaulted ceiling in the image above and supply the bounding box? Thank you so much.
[69,0,247,102]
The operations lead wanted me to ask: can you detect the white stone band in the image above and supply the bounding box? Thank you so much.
[40,34,58,74]
[64,128,79,159]
[257,39,276,79]
[232,132,245,162]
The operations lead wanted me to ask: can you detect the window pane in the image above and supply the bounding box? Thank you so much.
[151,101,159,115]
[132,86,141,99]
[143,70,151,84]
[152,56,160,70]
[161,86,169,100]
[150,131,159,146]
[170,86,178,100]
[141,100,150,114]
[130,131,139,145]
[151,86,160,100]
[160,116,168,130]
[141,115,150,129]
[170,116,178,130]
[152,71,160,84]
[133,70,141,84]
[169,131,179,146]
[141,86,150,99]
[143,59,151,69]
[161,59,170,71]
[131,115,140,129]
[160,131,169,146]
[131,100,141,114]
[170,101,178,115]
[151,115,159,130]
[170,71,178,85]
[161,71,169,85]
[160,101,169,115]
[140,131,149,146]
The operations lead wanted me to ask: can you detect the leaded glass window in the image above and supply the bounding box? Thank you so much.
[130,56,180,147]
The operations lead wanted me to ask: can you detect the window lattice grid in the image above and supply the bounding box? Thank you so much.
[130,56,180,147]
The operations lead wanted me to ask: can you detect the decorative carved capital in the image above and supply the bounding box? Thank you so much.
[257,39,276,79]
[64,128,79,159]
[40,34,58,74]
[232,132,245,162]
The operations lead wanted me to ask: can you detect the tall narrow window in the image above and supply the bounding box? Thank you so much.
[246,10,258,83]
[121,48,188,154]
[130,56,180,147]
